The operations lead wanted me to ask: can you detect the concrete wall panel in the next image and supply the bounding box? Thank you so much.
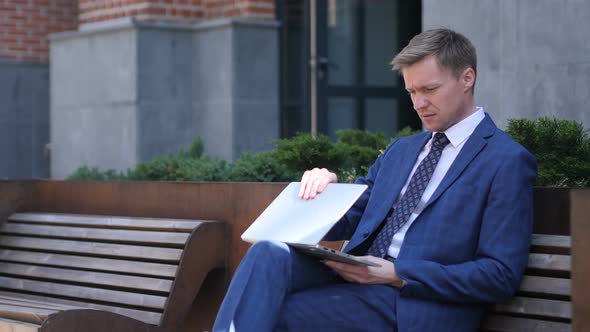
[51,28,138,178]
[234,102,279,154]
[193,23,234,160]
[194,101,234,160]
[194,19,280,161]
[232,22,279,158]
[423,0,590,129]
[51,104,138,179]
[51,29,137,109]
[0,61,49,179]
[137,28,195,160]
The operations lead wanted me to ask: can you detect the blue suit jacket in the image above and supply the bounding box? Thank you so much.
[324,114,537,331]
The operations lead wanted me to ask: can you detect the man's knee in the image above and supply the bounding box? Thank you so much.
[245,240,292,270]
[248,240,289,258]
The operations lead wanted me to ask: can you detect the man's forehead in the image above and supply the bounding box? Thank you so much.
[403,75,443,89]
[402,59,450,88]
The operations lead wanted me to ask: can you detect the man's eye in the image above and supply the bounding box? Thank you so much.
[425,87,437,92]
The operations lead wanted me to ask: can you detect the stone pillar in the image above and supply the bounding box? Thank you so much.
[193,19,279,161]
[50,0,278,178]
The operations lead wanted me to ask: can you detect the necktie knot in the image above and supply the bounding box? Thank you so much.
[432,133,449,152]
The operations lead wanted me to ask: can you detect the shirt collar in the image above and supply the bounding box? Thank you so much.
[434,107,485,148]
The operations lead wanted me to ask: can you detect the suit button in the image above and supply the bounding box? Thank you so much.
[363,231,370,238]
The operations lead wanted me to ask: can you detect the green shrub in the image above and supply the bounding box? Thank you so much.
[67,166,126,181]
[506,117,590,187]
[391,126,422,142]
[333,129,388,174]
[273,133,343,174]
[68,129,428,183]
[227,152,297,182]
[126,156,184,181]
[127,156,228,181]
[177,157,229,181]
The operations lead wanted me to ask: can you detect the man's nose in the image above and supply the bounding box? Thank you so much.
[413,95,428,110]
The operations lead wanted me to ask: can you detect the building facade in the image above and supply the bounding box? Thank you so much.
[1,0,588,179]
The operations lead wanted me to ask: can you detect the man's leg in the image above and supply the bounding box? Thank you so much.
[275,283,399,332]
[212,241,337,332]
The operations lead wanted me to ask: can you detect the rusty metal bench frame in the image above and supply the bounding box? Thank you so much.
[0,212,225,332]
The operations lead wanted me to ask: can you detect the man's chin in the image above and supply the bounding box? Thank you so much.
[422,123,440,132]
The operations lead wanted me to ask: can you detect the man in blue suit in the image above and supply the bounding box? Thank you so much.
[213,28,537,331]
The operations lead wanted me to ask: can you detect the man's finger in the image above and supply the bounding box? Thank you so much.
[310,178,322,198]
[299,171,311,197]
[316,178,328,194]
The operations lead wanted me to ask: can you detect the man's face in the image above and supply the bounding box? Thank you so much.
[402,55,475,132]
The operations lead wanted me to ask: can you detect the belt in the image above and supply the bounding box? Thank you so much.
[384,255,396,263]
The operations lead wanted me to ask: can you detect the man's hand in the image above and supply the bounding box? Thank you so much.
[323,256,405,288]
[299,168,338,200]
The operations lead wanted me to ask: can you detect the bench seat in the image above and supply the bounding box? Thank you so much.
[0,212,225,332]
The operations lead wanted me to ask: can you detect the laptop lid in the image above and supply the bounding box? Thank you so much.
[241,182,368,244]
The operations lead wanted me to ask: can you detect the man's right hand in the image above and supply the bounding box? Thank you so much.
[299,168,338,200]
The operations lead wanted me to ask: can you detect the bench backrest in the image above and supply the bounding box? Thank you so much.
[481,234,572,331]
[0,212,220,327]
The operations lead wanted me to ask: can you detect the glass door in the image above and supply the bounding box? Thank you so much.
[311,0,421,139]
[278,0,421,139]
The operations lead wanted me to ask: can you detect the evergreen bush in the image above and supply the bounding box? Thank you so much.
[227,152,297,182]
[273,133,343,174]
[67,166,126,181]
[66,129,424,183]
[506,117,590,187]
[67,119,590,188]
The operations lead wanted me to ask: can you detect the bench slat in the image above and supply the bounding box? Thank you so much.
[9,213,203,233]
[0,224,189,248]
[481,314,571,332]
[531,234,571,255]
[0,304,57,325]
[0,236,183,263]
[527,253,570,272]
[0,249,177,278]
[0,317,40,332]
[518,275,571,297]
[0,291,160,326]
[494,296,571,320]
[0,296,76,311]
[0,262,173,293]
[0,277,167,310]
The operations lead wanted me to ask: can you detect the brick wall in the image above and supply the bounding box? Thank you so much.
[0,0,275,62]
[79,0,275,24]
[203,0,275,20]
[0,0,77,63]
[79,0,204,24]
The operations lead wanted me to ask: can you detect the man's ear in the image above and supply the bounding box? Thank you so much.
[461,67,475,93]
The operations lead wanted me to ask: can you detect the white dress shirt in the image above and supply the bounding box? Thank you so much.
[387,107,486,258]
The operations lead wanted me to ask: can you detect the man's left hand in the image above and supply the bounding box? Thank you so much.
[323,256,405,288]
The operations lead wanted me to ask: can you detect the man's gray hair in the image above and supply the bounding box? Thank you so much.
[392,28,477,92]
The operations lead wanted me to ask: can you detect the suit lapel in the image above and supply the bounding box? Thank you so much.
[423,114,496,210]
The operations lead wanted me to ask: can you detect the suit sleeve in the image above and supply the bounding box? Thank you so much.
[323,140,399,241]
[395,149,537,303]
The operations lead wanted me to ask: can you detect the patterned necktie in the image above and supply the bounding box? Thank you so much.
[366,133,450,257]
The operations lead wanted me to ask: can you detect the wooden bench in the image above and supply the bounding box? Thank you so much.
[481,233,572,331]
[0,212,225,332]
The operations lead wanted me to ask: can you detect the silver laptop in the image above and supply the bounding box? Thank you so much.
[241,182,380,267]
